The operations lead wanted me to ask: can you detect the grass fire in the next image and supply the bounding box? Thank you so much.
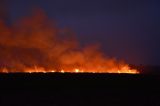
[0,10,139,74]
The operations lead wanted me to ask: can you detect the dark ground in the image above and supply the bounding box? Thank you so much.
[0,72,160,106]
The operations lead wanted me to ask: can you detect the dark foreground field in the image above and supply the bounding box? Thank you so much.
[0,73,160,106]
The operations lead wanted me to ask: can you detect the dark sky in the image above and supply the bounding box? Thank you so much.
[3,0,160,65]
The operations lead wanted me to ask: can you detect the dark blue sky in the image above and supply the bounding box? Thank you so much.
[4,0,160,65]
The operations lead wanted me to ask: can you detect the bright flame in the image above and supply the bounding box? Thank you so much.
[60,70,65,73]
[75,69,80,73]
[0,65,139,74]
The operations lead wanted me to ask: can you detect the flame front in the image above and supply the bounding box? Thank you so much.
[0,10,139,74]
[1,65,139,74]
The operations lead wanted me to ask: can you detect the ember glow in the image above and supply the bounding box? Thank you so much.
[0,10,139,74]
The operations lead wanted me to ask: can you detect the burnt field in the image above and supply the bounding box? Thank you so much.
[0,73,160,106]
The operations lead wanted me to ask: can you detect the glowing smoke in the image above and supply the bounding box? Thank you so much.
[0,9,139,73]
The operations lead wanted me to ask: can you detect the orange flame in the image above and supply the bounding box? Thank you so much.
[0,65,139,74]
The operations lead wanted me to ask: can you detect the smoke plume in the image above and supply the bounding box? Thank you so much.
[0,10,138,73]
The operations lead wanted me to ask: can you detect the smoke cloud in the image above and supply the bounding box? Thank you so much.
[0,10,138,73]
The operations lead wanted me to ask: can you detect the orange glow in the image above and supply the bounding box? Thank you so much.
[0,10,139,74]
[0,65,139,74]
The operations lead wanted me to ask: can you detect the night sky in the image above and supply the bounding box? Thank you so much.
[2,0,160,65]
